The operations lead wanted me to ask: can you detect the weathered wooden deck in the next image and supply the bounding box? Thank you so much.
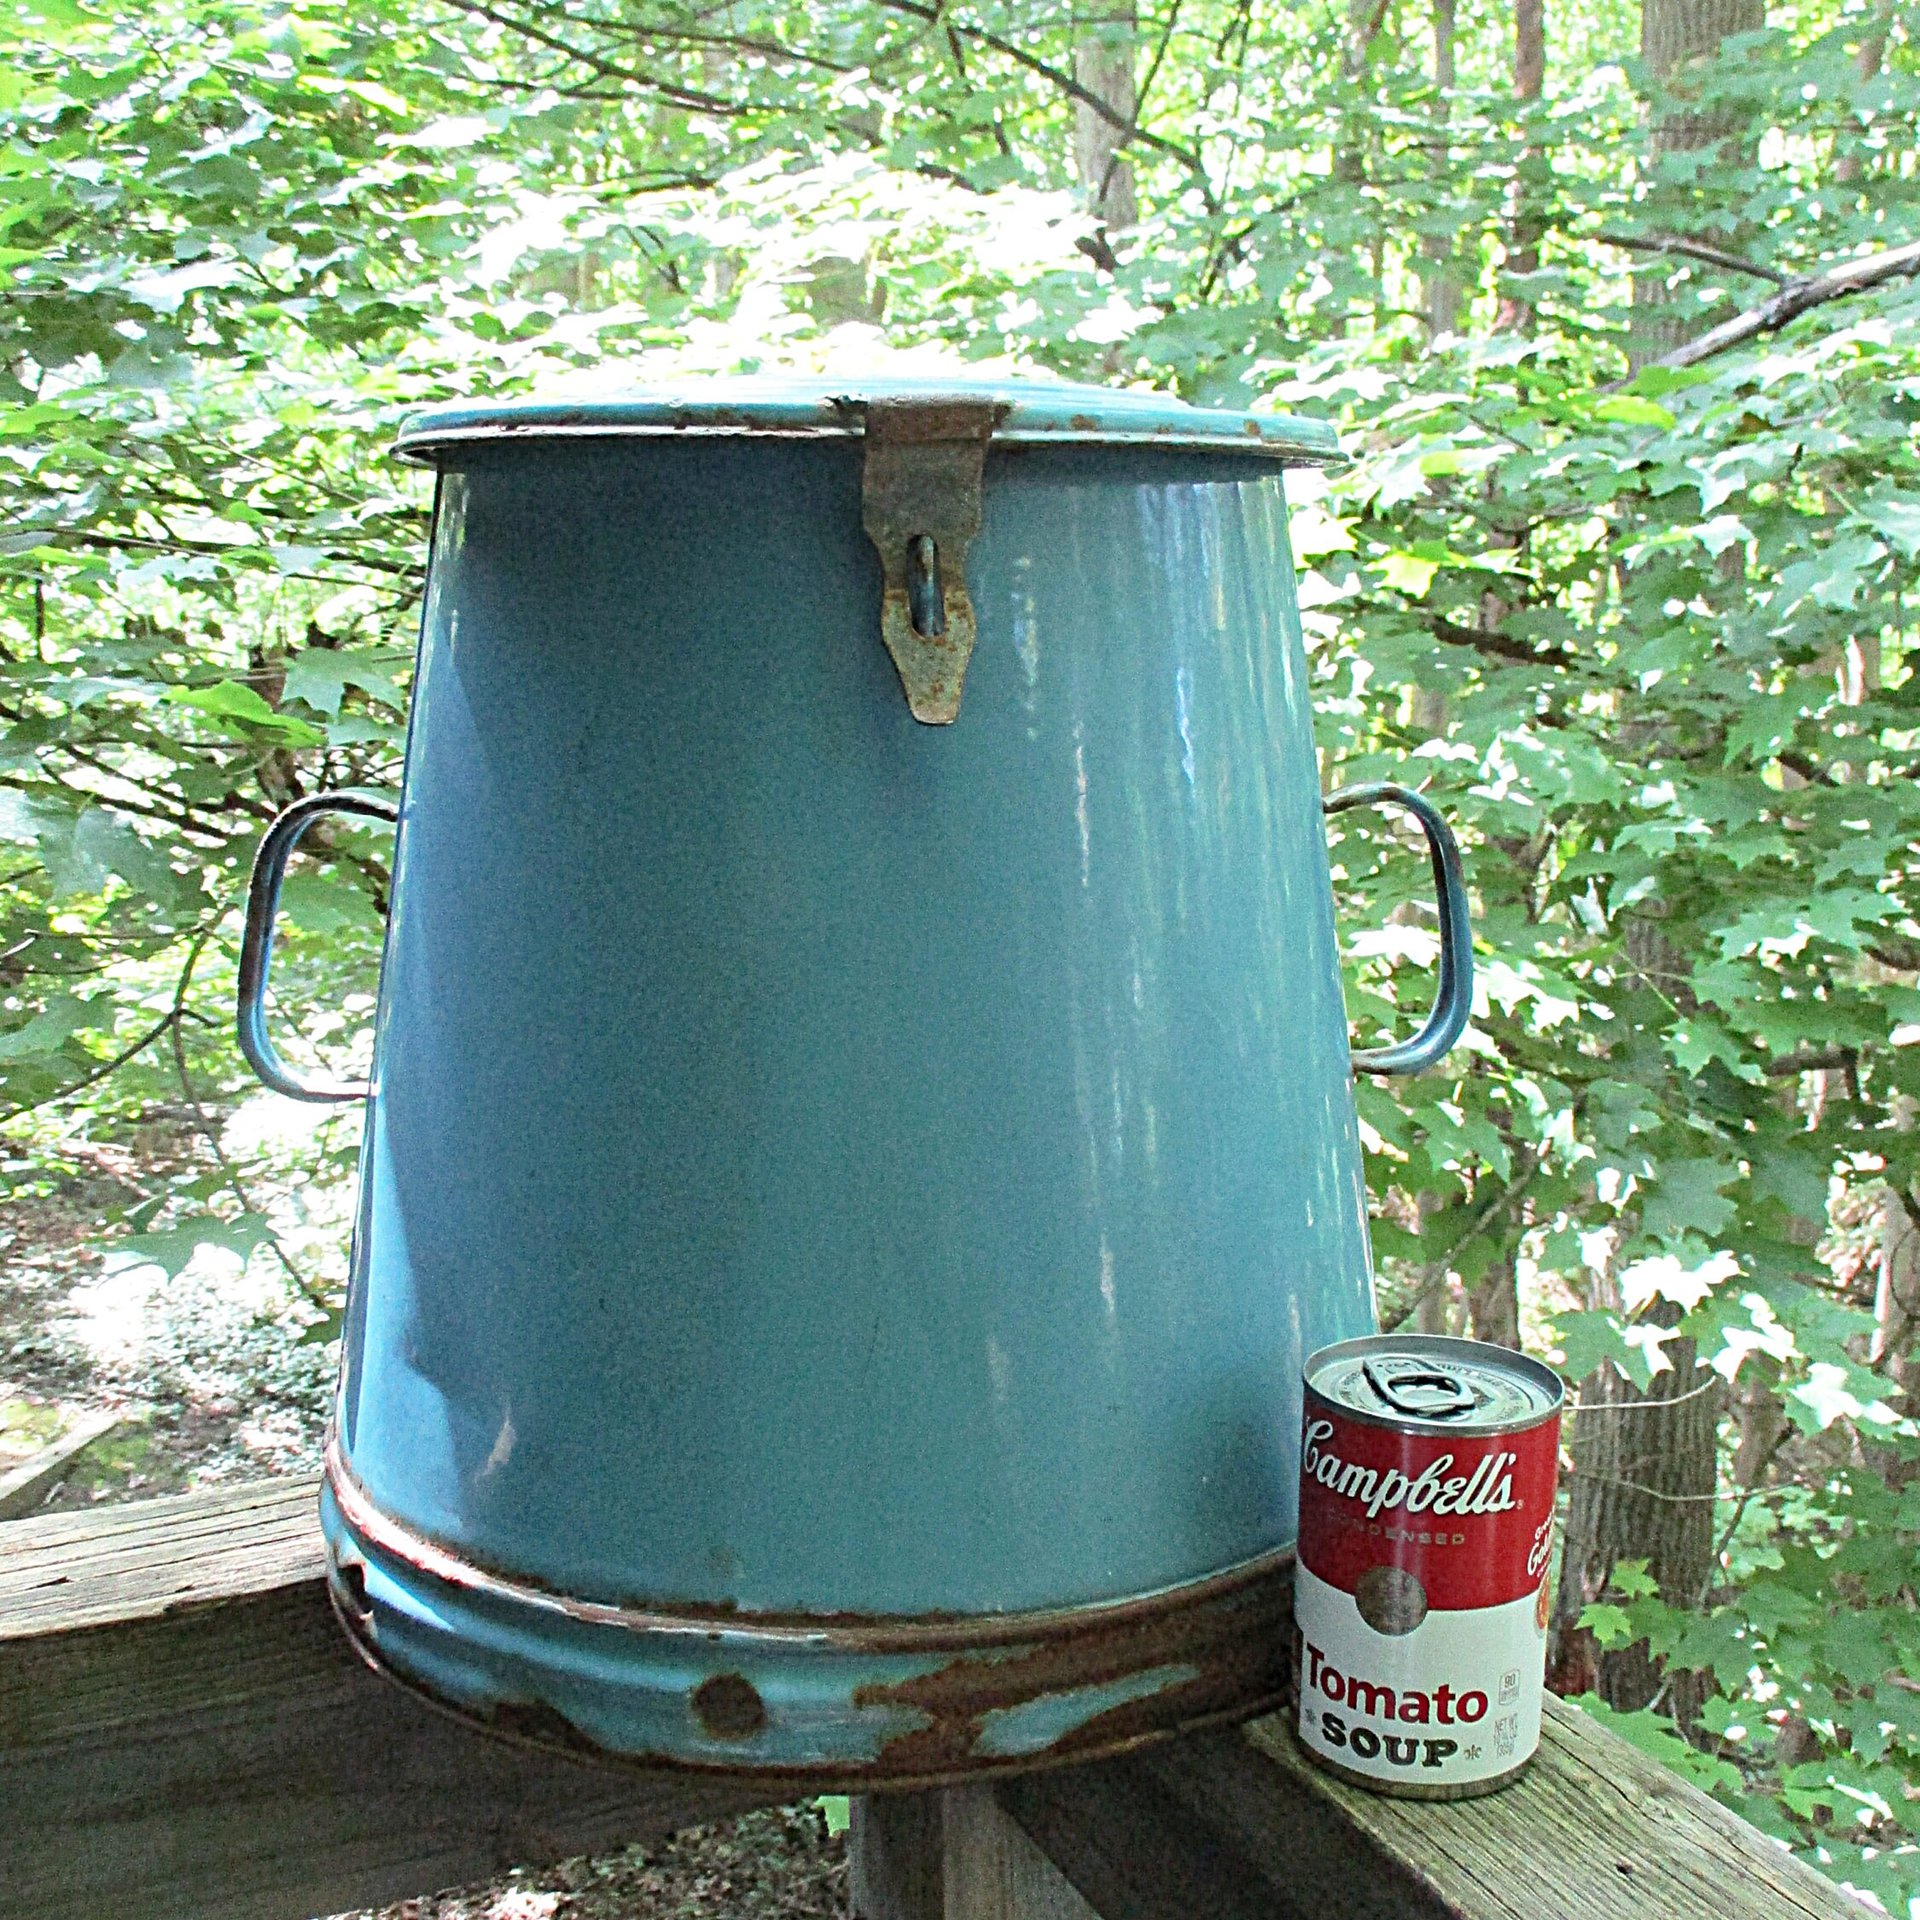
[0,1478,1866,1920]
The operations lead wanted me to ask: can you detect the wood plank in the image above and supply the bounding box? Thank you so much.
[1,1474,1870,1920]
[0,1478,782,1920]
[0,1410,123,1521]
[850,1787,1099,1920]
[1001,1703,1869,1920]
[0,1475,322,1628]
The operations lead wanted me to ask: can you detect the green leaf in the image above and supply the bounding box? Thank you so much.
[1549,1308,1636,1384]
[1749,1144,1831,1221]
[1380,551,1440,596]
[1858,488,1920,558]
[37,807,189,904]
[281,649,406,720]
[1579,1601,1636,1647]
[106,1214,273,1280]
[0,994,108,1062]
[1639,1159,1737,1244]
[1627,364,1711,399]
[1721,691,1805,767]
[1788,1361,1902,1434]
[1593,395,1676,429]
[1811,1611,1900,1690]
[1735,1577,1818,1639]
[278,867,379,933]
[1568,1698,1745,1795]
[1611,1559,1659,1601]
[164,681,325,745]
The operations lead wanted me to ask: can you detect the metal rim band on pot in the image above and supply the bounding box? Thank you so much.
[324,1440,1298,1783]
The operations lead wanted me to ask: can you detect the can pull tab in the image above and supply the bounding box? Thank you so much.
[860,398,1003,725]
[1361,1359,1479,1421]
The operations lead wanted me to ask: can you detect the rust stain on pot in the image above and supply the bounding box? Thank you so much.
[692,1672,769,1740]
[855,1552,1294,1777]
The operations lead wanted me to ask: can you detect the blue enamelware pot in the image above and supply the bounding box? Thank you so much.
[237,377,1472,1782]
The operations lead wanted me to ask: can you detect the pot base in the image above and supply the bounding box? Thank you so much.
[322,1449,1294,1785]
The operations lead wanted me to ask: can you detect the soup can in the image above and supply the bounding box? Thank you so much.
[1293,1334,1564,1799]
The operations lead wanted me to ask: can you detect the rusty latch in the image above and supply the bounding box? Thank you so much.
[860,398,1004,725]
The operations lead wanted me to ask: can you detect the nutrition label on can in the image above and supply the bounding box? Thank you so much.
[1293,1335,1563,1797]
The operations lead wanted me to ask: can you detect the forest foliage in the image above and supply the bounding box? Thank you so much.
[0,0,1916,1903]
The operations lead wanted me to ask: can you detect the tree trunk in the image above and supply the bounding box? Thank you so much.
[1412,1186,1455,1334]
[1834,2,1890,183]
[1073,3,1138,234]
[1630,0,1766,366]
[1514,0,1545,96]
[1640,0,1766,92]
[1467,1250,1520,1349]
[1729,1369,1786,1496]
[1421,0,1464,339]
[1495,0,1546,330]
[1872,1184,1920,1417]
[1550,0,1763,1710]
[1549,1326,1719,1714]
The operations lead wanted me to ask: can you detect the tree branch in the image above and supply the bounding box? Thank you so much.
[872,0,1217,207]
[1763,1045,1858,1079]
[165,931,327,1309]
[1775,748,1838,788]
[1427,613,1573,668]
[575,17,855,73]
[1565,1469,1722,1504]
[433,0,752,114]
[0,1003,184,1126]
[1595,231,1788,285]
[1383,1152,1544,1334]
[1655,238,1920,370]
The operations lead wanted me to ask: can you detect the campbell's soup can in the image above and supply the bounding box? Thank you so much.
[1293,1334,1564,1799]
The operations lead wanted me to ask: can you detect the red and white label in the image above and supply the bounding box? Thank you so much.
[1295,1387,1560,1790]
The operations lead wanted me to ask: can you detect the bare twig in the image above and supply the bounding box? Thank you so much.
[165,930,327,1310]
[433,0,750,114]
[1595,231,1788,285]
[1775,748,1839,788]
[569,16,854,72]
[1566,1469,1721,1503]
[1383,1152,1544,1333]
[872,0,1217,206]
[0,1004,184,1127]
[21,527,411,583]
[1574,1372,1723,1413]
[1706,1420,1794,1589]
[1344,0,1394,73]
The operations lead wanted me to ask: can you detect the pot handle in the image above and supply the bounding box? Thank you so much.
[1323,782,1473,1076]
[236,789,400,1102]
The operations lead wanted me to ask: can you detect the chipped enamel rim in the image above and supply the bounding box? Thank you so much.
[393,378,1342,467]
[325,1439,1298,1783]
[326,1437,1293,1655]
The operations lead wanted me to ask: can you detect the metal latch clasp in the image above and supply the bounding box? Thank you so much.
[860,398,1004,725]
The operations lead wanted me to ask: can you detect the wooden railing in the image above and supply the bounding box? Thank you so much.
[0,1478,1866,1920]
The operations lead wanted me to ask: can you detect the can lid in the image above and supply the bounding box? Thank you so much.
[1305,1334,1563,1434]
[393,374,1341,467]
